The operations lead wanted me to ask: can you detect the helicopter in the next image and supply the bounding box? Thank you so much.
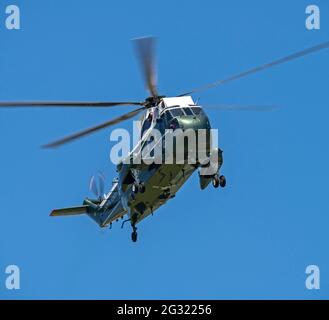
[0,37,328,242]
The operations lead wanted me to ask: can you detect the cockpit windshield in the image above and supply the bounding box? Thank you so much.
[183,107,193,116]
[169,108,184,118]
[164,110,173,121]
[160,106,205,121]
[190,106,204,115]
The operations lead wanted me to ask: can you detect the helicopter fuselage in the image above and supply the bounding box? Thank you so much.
[85,96,223,229]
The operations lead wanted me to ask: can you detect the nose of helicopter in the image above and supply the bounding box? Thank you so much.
[171,112,212,161]
[177,113,211,131]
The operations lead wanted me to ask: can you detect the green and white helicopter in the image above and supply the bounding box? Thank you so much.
[0,37,328,242]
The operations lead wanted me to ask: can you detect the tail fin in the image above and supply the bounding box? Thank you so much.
[50,205,89,217]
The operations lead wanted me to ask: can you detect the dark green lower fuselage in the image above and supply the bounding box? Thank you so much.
[117,107,220,225]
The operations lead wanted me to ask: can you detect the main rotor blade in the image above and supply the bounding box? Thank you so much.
[133,36,158,98]
[42,106,146,148]
[179,41,329,96]
[0,101,143,108]
[200,104,279,112]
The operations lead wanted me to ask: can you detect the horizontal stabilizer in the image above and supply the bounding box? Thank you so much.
[50,205,89,217]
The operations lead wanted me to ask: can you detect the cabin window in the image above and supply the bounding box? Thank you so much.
[141,118,152,135]
[141,136,155,158]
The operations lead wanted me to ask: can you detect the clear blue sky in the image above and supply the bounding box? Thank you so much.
[0,0,328,299]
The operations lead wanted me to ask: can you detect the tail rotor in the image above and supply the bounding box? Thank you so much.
[89,172,106,200]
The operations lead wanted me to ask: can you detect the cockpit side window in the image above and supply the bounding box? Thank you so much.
[191,107,204,115]
[183,107,193,116]
[162,110,173,122]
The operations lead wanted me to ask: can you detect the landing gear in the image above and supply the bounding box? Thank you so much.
[131,225,138,242]
[212,174,226,188]
[219,175,226,188]
[138,182,146,193]
[212,175,220,188]
[131,230,138,242]
[132,183,138,194]
[132,182,146,194]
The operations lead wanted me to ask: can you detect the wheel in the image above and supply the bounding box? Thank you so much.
[212,175,220,188]
[219,175,226,188]
[131,231,138,242]
[132,183,138,194]
[138,183,146,193]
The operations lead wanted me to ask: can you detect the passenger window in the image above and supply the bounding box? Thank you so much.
[141,118,152,135]
[141,136,155,157]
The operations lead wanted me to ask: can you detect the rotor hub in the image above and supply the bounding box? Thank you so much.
[144,96,165,108]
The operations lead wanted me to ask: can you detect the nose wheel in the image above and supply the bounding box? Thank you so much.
[131,230,138,242]
[131,224,138,242]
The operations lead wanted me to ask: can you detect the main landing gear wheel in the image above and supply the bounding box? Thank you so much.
[212,174,226,188]
[219,175,226,188]
[212,175,220,188]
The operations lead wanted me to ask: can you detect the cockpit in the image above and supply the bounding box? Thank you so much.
[161,106,204,122]
[140,106,205,134]
[140,96,208,136]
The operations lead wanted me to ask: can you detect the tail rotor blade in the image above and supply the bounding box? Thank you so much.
[89,175,99,198]
[89,172,106,199]
[97,172,105,198]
